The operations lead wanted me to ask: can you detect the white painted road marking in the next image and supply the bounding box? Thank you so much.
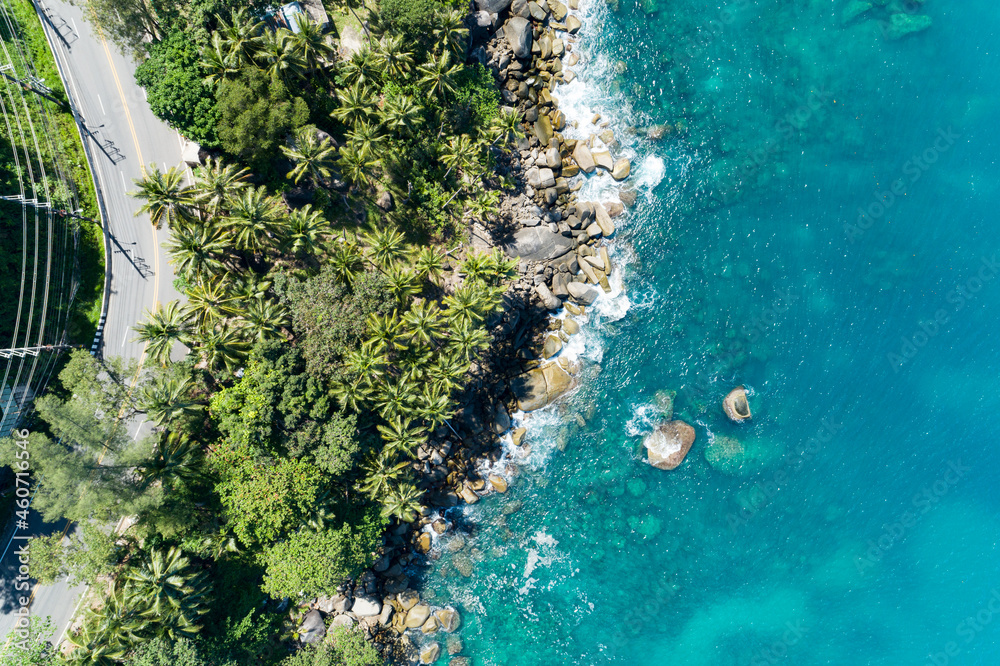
[97,93,105,114]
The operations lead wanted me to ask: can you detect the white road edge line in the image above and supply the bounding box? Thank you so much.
[57,587,88,645]
[97,94,105,115]
[120,170,126,189]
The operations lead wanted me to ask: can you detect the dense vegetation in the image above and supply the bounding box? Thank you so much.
[2,0,523,663]
[0,0,103,345]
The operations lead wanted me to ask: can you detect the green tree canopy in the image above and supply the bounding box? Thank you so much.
[215,68,310,165]
[135,30,220,146]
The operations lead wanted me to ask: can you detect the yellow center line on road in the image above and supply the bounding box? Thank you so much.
[17,17,167,627]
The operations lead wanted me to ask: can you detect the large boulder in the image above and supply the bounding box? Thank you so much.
[476,0,512,12]
[612,158,631,181]
[511,357,579,411]
[298,610,326,644]
[405,604,432,629]
[643,420,696,470]
[504,227,574,262]
[593,202,616,236]
[504,17,533,59]
[722,385,751,422]
[352,596,381,616]
[420,643,441,664]
[573,142,596,173]
[566,281,599,305]
[436,607,462,632]
[535,283,562,310]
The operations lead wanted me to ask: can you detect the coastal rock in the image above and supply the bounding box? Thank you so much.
[612,158,631,181]
[460,484,480,504]
[722,385,752,422]
[654,389,676,420]
[447,635,464,654]
[436,607,462,632]
[298,610,325,644]
[416,532,432,554]
[421,616,441,634]
[535,283,562,310]
[619,189,638,207]
[592,150,614,172]
[489,474,508,493]
[398,590,420,611]
[511,357,579,411]
[504,17,533,59]
[405,604,432,629]
[504,227,574,262]
[476,0,512,12]
[330,614,356,629]
[563,318,580,335]
[542,334,563,359]
[566,15,582,33]
[593,202,617,236]
[512,0,531,18]
[379,604,394,625]
[512,427,527,447]
[585,223,603,240]
[550,1,568,21]
[352,596,381,616]
[573,141,596,173]
[493,403,511,434]
[420,643,441,664]
[643,420,696,470]
[566,281,599,305]
[528,1,548,21]
[535,115,554,144]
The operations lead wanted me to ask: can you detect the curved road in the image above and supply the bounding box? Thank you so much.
[0,0,183,644]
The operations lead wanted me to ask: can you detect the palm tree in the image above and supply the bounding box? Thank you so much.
[338,142,378,188]
[413,245,446,283]
[367,311,404,350]
[283,204,330,258]
[402,300,443,346]
[417,379,456,429]
[443,284,487,327]
[133,301,191,366]
[137,432,205,490]
[139,375,204,428]
[362,226,407,269]
[200,32,239,86]
[331,82,375,127]
[344,338,388,382]
[381,482,424,523]
[165,224,229,282]
[377,416,428,458]
[331,377,370,412]
[489,108,524,147]
[380,94,424,136]
[255,28,305,81]
[441,134,480,180]
[417,50,460,101]
[239,298,289,341]
[433,9,469,57]
[384,264,419,302]
[359,449,409,500]
[328,240,364,286]
[376,35,414,78]
[65,590,144,665]
[345,120,385,160]
[341,48,382,86]
[191,157,250,217]
[123,547,210,639]
[289,14,337,72]
[375,379,417,421]
[195,324,250,373]
[225,186,283,254]
[132,164,193,230]
[281,128,338,186]
[183,280,236,331]
[466,189,500,222]
[445,319,491,362]
[216,8,263,67]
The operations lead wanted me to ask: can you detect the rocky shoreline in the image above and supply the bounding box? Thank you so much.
[293,2,639,662]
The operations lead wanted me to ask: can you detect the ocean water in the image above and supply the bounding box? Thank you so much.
[417,1,1000,664]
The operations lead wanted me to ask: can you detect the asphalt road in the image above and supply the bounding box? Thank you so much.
[0,0,184,644]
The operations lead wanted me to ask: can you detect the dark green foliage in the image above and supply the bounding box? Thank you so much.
[126,637,212,666]
[377,0,446,47]
[280,627,384,666]
[261,505,385,600]
[136,31,220,146]
[275,269,395,380]
[452,63,501,132]
[215,68,310,165]
[209,340,361,470]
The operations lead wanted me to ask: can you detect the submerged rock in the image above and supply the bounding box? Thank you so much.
[653,389,676,420]
[840,0,872,24]
[643,420,696,470]
[884,12,932,40]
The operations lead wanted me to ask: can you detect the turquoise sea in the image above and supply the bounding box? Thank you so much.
[419,1,1000,663]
